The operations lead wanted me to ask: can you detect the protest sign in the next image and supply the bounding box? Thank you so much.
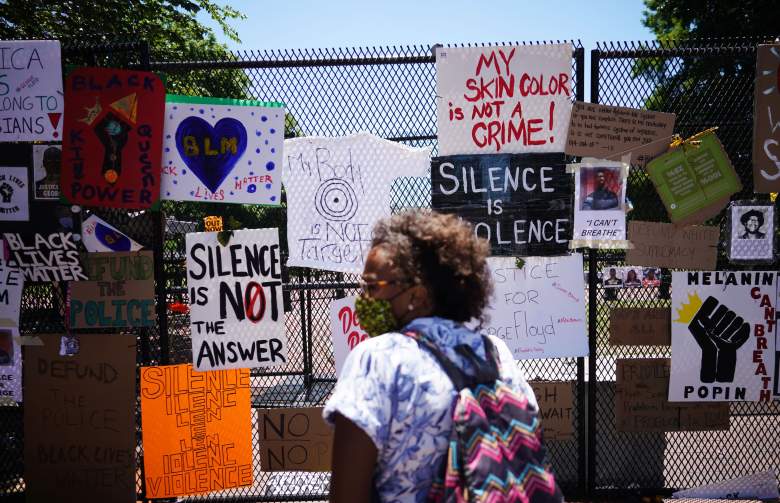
[571,161,628,248]
[61,67,165,209]
[480,254,587,359]
[32,145,60,200]
[258,407,333,471]
[529,381,574,441]
[0,40,63,142]
[328,296,369,376]
[431,153,571,256]
[616,359,729,432]
[2,232,87,281]
[81,214,143,253]
[753,44,780,193]
[24,334,136,503]
[672,470,779,500]
[186,228,286,371]
[283,133,430,273]
[727,203,775,263]
[626,220,718,270]
[0,265,23,326]
[0,327,22,404]
[669,271,776,402]
[646,131,742,224]
[69,251,155,328]
[610,308,670,346]
[565,102,675,167]
[435,44,572,155]
[0,166,29,221]
[140,364,253,498]
[161,95,284,205]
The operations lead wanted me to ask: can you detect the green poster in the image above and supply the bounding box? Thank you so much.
[647,131,742,223]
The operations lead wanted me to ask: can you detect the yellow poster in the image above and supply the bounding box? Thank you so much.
[140,364,253,498]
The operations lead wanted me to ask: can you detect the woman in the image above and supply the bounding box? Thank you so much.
[624,268,641,287]
[323,210,541,503]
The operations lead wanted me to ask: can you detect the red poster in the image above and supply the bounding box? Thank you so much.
[61,67,165,209]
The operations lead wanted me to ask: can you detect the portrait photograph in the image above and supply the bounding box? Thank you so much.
[729,203,774,262]
[601,266,624,288]
[623,267,642,288]
[579,166,624,211]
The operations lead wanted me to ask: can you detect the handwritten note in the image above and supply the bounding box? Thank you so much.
[0,265,23,326]
[529,381,574,441]
[2,232,87,282]
[610,308,671,346]
[0,327,22,404]
[753,44,780,193]
[435,44,573,155]
[328,296,369,376]
[258,407,333,472]
[626,220,718,270]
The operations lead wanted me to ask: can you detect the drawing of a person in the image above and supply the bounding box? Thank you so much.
[582,169,619,211]
[739,209,766,240]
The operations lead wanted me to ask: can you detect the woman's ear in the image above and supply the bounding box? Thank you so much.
[409,284,434,314]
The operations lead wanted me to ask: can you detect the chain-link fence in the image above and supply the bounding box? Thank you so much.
[2,37,778,502]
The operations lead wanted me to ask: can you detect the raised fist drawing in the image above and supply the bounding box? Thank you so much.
[688,295,750,383]
[0,182,13,203]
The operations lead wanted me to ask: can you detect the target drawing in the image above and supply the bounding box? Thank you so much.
[315,178,359,222]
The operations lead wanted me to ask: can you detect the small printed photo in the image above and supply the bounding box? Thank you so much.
[623,267,642,288]
[642,267,662,287]
[602,266,624,288]
[0,329,13,366]
[33,144,61,201]
[729,204,774,262]
[60,335,80,356]
[579,166,623,211]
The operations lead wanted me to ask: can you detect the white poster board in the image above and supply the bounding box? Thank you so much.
[161,96,285,205]
[328,296,369,376]
[669,271,776,402]
[0,40,63,142]
[283,132,430,273]
[0,167,29,221]
[435,43,573,156]
[479,254,588,359]
[571,161,628,248]
[0,266,23,326]
[186,228,287,371]
[81,214,143,253]
[0,326,22,404]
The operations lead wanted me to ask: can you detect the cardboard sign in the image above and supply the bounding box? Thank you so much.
[571,161,628,248]
[2,232,87,281]
[0,166,29,221]
[610,308,670,346]
[565,102,676,167]
[69,251,155,328]
[0,265,23,326]
[529,381,574,441]
[140,364,253,498]
[727,203,775,263]
[328,296,369,376]
[81,214,143,253]
[435,44,573,155]
[479,254,588,359]
[32,145,61,200]
[431,153,571,256]
[670,271,777,402]
[616,359,729,432]
[753,44,780,193]
[646,131,742,224]
[258,407,333,472]
[61,67,165,209]
[283,133,430,273]
[161,95,285,205]
[0,327,22,404]
[0,40,63,142]
[626,220,718,270]
[24,335,136,503]
[186,228,287,371]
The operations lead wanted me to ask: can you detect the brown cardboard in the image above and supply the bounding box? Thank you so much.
[610,308,671,346]
[626,220,719,270]
[565,101,676,167]
[529,381,575,441]
[753,44,780,193]
[24,334,136,503]
[258,407,334,471]
[615,359,729,432]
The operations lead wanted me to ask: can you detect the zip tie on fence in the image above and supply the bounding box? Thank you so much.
[669,126,719,150]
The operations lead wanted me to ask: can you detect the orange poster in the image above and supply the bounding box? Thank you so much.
[140,364,253,498]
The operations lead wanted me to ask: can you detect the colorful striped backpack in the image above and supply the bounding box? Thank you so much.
[406,331,564,503]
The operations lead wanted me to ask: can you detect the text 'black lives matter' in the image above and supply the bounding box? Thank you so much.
[431,153,571,256]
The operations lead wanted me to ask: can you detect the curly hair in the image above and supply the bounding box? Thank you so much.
[371,210,493,323]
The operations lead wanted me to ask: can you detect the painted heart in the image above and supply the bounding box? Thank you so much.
[175,116,248,193]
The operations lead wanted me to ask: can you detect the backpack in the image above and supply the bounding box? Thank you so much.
[405,331,564,503]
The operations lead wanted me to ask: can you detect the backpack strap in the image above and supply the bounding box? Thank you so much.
[405,331,473,390]
[405,331,500,390]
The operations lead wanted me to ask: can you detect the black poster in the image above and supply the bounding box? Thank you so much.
[431,153,572,256]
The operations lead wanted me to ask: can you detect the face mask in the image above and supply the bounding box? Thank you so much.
[355,295,399,338]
